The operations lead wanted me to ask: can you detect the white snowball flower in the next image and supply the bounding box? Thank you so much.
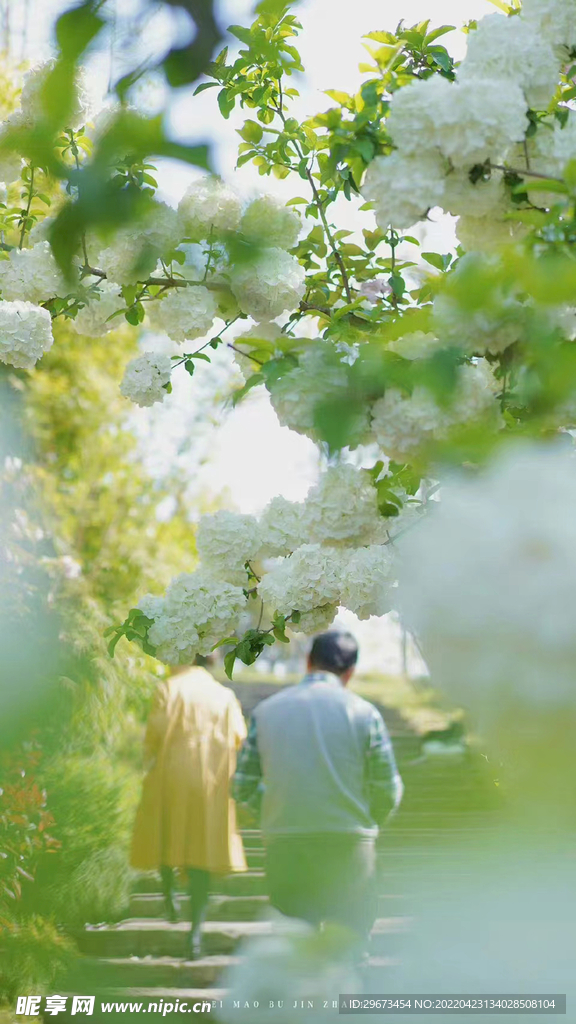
[120,351,172,407]
[398,442,576,714]
[290,603,338,635]
[442,171,509,219]
[371,361,500,462]
[72,282,125,337]
[531,114,576,180]
[371,385,444,462]
[139,569,247,665]
[19,60,90,129]
[28,217,54,244]
[178,176,242,239]
[0,242,68,303]
[303,464,381,545]
[146,285,217,343]
[258,496,305,558]
[450,359,501,424]
[258,544,342,617]
[96,202,179,286]
[361,150,447,230]
[455,214,527,255]
[387,75,528,168]
[0,300,54,370]
[97,229,156,286]
[340,544,395,620]
[459,13,559,111]
[196,510,260,584]
[231,321,282,379]
[521,0,576,59]
[230,247,305,321]
[433,255,526,355]
[268,345,370,447]
[0,140,22,185]
[240,194,301,250]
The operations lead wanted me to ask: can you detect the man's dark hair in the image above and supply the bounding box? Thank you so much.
[308,631,359,675]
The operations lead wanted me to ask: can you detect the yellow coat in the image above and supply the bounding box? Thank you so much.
[130,667,247,874]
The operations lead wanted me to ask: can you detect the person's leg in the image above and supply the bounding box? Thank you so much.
[187,868,211,959]
[160,865,179,923]
[265,837,323,928]
[322,836,378,953]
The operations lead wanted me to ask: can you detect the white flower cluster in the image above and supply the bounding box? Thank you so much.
[17,60,90,130]
[259,540,395,624]
[72,282,125,337]
[0,300,54,370]
[147,285,218,343]
[304,463,382,545]
[0,242,68,304]
[360,5,568,234]
[96,202,179,286]
[459,14,558,111]
[522,0,576,60]
[196,510,261,584]
[371,360,500,462]
[258,543,342,618]
[138,570,247,665]
[398,443,576,714]
[119,351,172,407]
[140,464,413,659]
[232,321,283,380]
[178,177,242,239]
[268,345,370,447]
[361,150,447,231]
[230,247,306,321]
[254,496,305,558]
[240,195,301,250]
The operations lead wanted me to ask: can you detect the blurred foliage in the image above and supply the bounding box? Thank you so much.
[0,314,196,996]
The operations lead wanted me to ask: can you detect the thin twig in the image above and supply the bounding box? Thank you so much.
[19,165,35,249]
[490,162,564,183]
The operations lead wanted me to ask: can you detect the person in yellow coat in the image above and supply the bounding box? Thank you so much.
[131,657,247,958]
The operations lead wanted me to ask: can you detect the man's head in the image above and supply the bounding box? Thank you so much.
[307,630,359,685]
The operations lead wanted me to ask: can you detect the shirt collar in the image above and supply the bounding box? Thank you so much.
[300,670,344,688]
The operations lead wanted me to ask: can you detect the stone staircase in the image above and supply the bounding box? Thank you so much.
[64,830,409,1018]
[58,685,502,1019]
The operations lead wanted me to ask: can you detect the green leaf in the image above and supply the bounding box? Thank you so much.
[224,650,237,680]
[56,1,105,60]
[425,25,455,43]
[428,46,452,73]
[422,251,450,271]
[194,81,219,95]
[239,119,263,144]
[232,372,265,405]
[513,178,567,195]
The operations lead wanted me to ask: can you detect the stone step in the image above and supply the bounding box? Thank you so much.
[66,952,397,992]
[79,918,409,959]
[80,921,272,958]
[127,892,405,922]
[66,955,240,990]
[131,871,266,898]
[129,893,270,921]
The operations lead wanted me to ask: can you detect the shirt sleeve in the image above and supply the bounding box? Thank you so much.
[231,714,264,812]
[365,708,404,826]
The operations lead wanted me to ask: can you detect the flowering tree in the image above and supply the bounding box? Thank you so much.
[3,0,576,680]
